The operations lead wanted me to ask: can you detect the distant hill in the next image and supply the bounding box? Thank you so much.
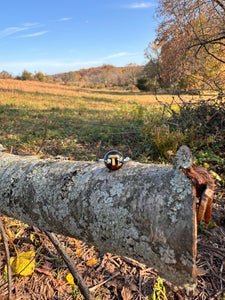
[52,64,144,87]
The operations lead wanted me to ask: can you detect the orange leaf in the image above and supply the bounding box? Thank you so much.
[75,248,82,257]
[86,258,98,267]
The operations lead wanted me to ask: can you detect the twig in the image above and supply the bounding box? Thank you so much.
[45,231,94,300]
[206,261,225,284]
[140,268,158,277]
[89,271,120,292]
[121,256,146,270]
[138,270,142,300]
[211,288,225,300]
[109,257,120,268]
[0,217,12,300]
[220,261,224,290]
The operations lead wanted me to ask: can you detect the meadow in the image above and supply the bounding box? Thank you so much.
[0,79,221,165]
[0,79,183,161]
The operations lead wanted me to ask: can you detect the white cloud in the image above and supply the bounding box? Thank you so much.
[0,26,28,39]
[103,52,140,61]
[57,17,72,22]
[0,22,43,39]
[0,17,71,41]
[23,22,39,27]
[104,52,129,59]
[17,31,49,38]
[125,2,155,9]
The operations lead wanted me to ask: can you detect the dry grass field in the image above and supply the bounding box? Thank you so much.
[0,79,182,160]
[0,79,216,161]
[0,78,195,106]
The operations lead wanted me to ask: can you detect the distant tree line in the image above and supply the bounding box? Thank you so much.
[14,70,47,82]
[0,65,145,91]
[53,64,144,89]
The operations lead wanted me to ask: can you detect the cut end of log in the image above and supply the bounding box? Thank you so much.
[175,145,193,169]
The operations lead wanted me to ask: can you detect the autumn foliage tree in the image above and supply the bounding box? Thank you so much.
[55,64,143,88]
[155,0,225,91]
[34,72,45,82]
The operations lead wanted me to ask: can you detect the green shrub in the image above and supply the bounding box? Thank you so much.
[167,97,225,142]
[136,77,159,92]
[140,95,225,166]
[21,70,32,81]
[34,72,45,82]
[142,122,186,160]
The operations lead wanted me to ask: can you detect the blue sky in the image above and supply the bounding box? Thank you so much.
[0,0,158,76]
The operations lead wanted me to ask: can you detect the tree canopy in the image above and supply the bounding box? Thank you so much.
[153,0,225,91]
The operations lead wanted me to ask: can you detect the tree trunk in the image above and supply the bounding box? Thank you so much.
[0,151,197,288]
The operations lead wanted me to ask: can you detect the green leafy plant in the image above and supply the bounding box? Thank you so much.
[167,97,225,148]
[71,285,79,299]
[198,220,217,234]
[149,277,168,300]
[195,149,224,165]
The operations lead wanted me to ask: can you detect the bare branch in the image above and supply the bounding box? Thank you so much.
[213,0,225,11]
[0,217,12,300]
[202,44,225,63]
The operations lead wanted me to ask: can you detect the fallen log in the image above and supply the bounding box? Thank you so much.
[0,147,197,289]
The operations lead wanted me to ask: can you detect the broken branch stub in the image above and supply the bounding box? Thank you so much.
[0,151,197,288]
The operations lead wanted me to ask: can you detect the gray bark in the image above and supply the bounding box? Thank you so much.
[0,151,197,289]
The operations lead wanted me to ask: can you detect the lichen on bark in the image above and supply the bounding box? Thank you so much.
[0,152,197,288]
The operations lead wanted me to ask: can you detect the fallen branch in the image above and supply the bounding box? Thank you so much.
[0,217,12,300]
[45,231,94,300]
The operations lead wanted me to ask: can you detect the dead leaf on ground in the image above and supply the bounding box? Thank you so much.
[0,296,17,300]
[121,284,133,300]
[75,248,82,256]
[36,260,53,276]
[86,258,98,267]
